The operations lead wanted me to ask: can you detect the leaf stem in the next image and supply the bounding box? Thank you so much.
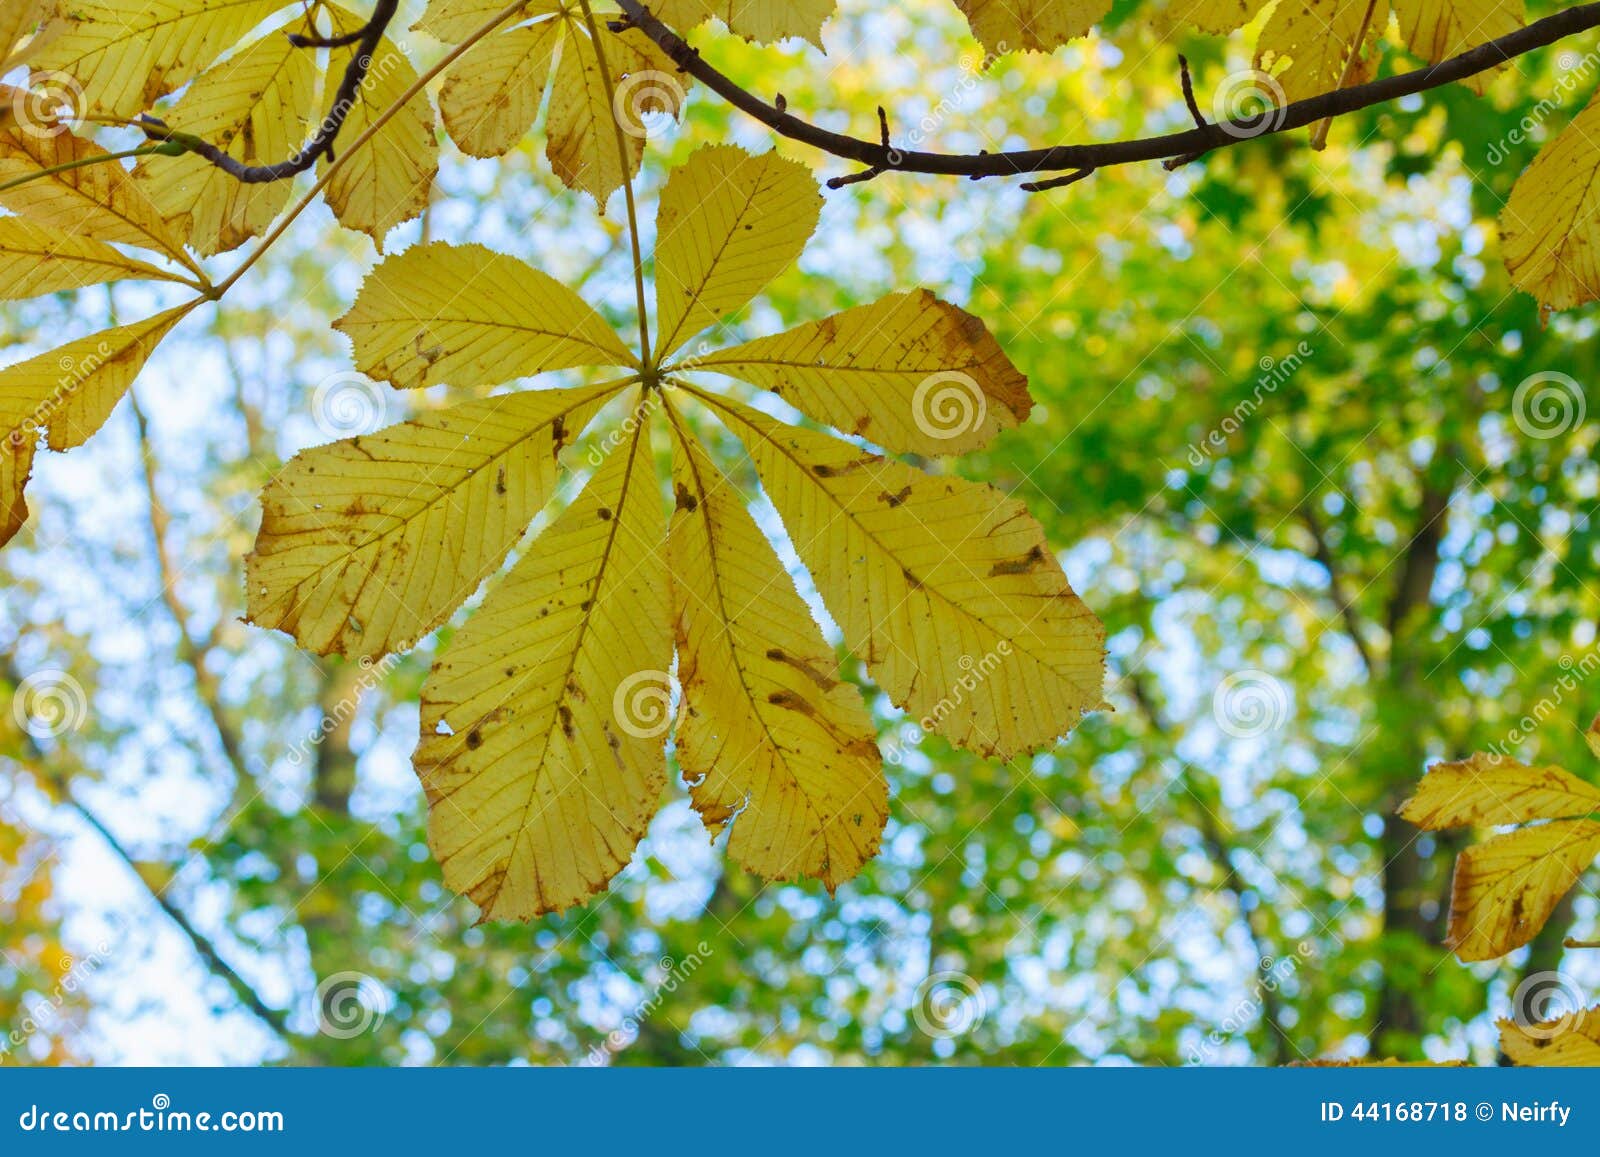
[575,0,654,372]
[0,143,185,195]
[1309,0,1381,151]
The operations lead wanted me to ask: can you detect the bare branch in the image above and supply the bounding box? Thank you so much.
[617,0,1600,183]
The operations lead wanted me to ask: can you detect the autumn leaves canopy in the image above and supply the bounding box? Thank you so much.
[5,0,1600,928]
[244,146,1107,919]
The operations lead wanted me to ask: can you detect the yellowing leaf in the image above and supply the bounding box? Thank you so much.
[1256,0,1383,105]
[0,433,35,547]
[1399,753,1600,829]
[0,305,192,546]
[32,0,285,117]
[0,102,187,256]
[425,4,688,201]
[648,0,836,46]
[545,16,686,207]
[666,409,886,889]
[952,0,1113,56]
[246,382,620,659]
[698,289,1032,456]
[136,27,320,255]
[1446,819,1600,962]
[333,242,633,389]
[251,144,1103,918]
[438,21,560,158]
[654,145,821,358]
[416,0,561,43]
[416,410,669,920]
[1501,96,1600,312]
[1391,0,1521,94]
[319,4,440,246]
[0,219,183,300]
[1168,0,1265,34]
[1404,751,1600,961]
[704,395,1104,758]
[1,0,58,69]
[1500,1009,1600,1066]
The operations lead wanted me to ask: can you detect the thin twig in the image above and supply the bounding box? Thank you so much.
[616,0,1600,183]
[139,1,401,184]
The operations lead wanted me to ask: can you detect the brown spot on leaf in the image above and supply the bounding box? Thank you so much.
[989,544,1047,576]
[675,482,699,512]
[764,647,838,690]
[767,689,816,716]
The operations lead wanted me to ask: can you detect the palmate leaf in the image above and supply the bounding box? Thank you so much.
[1500,1008,1600,1066]
[1255,0,1382,104]
[1501,93,1600,312]
[952,0,1113,57]
[249,144,1105,919]
[0,0,58,70]
[1400,752,1600,962]
[1390,0,1522,95]
[419,0,687,205]
[648,0,837,47]
[31,0,287,118]
[2,304,195,546]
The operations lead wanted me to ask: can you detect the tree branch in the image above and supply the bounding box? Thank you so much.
[130,395,250,783]
[2,661,291,1041]
[1301,502,1377,678]
[1127,669,1291,1065]
[616,0,1600,182]
[140,0,400,184]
